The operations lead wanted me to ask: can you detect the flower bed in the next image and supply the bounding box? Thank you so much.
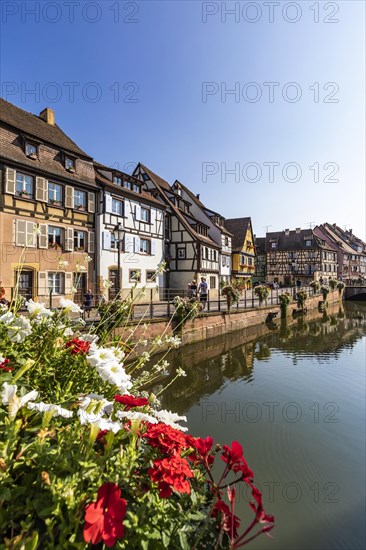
[0,296,274,548]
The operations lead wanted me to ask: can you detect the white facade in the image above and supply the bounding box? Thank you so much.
[221,233,232,281]
[97,188,165,298]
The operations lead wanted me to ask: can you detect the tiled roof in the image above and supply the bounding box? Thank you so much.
[317,224,359,254]
[224,217,252,251]
[0,98,90,158]
[139,163,171,190]
[264,229,338,252]
[95,169,164,207]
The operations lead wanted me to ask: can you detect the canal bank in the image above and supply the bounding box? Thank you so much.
[117,289,342,349]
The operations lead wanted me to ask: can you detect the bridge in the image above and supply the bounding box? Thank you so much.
[344,286,366,301]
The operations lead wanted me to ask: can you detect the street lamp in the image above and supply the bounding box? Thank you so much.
[113,223,125,297]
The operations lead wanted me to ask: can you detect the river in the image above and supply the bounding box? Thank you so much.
[153,301,366,550]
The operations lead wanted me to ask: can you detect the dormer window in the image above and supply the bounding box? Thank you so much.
[26,142,37,159]
[65,157,75,172]
[133,183,140,193]
[142,173,149,182]
[305,239,312,247]
[124,181,132,190]
[271,242,276,249]
[113,176,122,186]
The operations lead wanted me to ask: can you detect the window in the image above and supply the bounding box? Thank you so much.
[305,240,312,247]
[26,143,37,157]
[178,248,186,259]
[48,226,62,248]
[74,230,86,251]
[140,207,150,223]
[110,233,118,249]
[248,257,253,266]
[140,238,150,254]
[113,176,122,186]
[142,173,149,181]
[48,272,64,294]
[133,184,140,193]
[224,236,229,246]
[222,256,226,267]
[124,181,132,190]
[48,182,63,205]
[65,157,75,171]
[74,190,86,210]
[16,172,33,198]
[146,270,156,282]
[129,270,141,283]
[271,242,276,248]
[209,276,216,289]
[112,199,124,216]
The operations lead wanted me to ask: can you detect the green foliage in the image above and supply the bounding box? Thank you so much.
[221,285,241,311]
[328,279,337,290]
[296,290,308,310]
[172,296,201,327]
[321,286,330,300]
[309,281,320,293]
[254,285,270,304]
[337,281,345,294]
[279,292,292,318]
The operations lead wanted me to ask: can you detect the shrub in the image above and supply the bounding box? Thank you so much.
[321,286,330,300]
[309,281,319,293]
[173,296,201,327]
[254,285,270,304]
[296,290,308,310]
[328,279,337,290]
[221,285,241,311]
[337,281,345,294]
[279,292,292,317]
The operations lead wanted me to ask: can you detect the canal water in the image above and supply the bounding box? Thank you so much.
[154,302,366,550]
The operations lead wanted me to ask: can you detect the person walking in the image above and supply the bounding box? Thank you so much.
[198,277,208,309]
[188,279,197,299]
[84,288,93,318]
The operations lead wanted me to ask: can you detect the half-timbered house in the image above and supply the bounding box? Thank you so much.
[133,164,221,295]
[224,218,256,283]
[94,163,165,299]
[0,99,96,305]
[254,237,266,282]
[171,180,232,284]
[264,228,338,285]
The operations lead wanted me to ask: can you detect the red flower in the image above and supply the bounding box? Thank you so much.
[115,394,149,410]
[212,498,241,538]
[143,422,189,455]
[83,483,127,547]
[187,435,215,467]
[221,441,253,481]
[0,358,12,372]
[65,338,91,355]
[148,455,194,498]
[249,486,275,525]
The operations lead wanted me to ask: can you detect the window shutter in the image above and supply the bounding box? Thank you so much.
[102,231,111,250]
[65,272,73,294]
[65,227,74,251]
[36,177,48,202]
[26,222,37,248]
[125,234,133,253]
[5,168,16,195]
[15,220,26,246]
[124,200,132,222]
[38,224,48,249]
[134,236,140,253]
[88,231,95,253]
[105,194,113,214]
[134,204,141,221]
[88,192,95,213]
[38,272,48,298]
[65,186,74,208]
[151,239,156,255]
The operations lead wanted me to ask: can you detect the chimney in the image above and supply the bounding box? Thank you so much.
[349,228,352,234]
[39,107,55,126]
[295,227,301,233]
[284,228,290,236]
[196,193,200,200]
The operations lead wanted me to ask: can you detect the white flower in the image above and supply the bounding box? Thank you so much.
[7,316,32,343]
[96,362,132,392]
[28,401,73,418]
[71,287,78,294]
[96,418,123,433]
[153,337,164,346]
[79,333,99,344]
[84,255,93,263]
[0,311,15,325]
[58,258,69,269]
[86,346,117,368]
[116,410,158,424]
[78,394,113,425]
[59,298,83,314]
[0,354,6,364]
[165,335,181,348]
[152,409,188,431]
[102,279,113,289]
[26,299,53,319]
[76,264,87,273]
[109,346,125,362]
[176,367,187,377]
[141,351,150,362]
[1,382,38,419]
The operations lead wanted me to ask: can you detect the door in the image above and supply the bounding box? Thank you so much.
[73,273,87,305]
[16,270,33,301]
[108,269,119,300]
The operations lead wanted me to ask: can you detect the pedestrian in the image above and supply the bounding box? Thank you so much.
[198,277,208,309]
[188,279,197,299]
[296,278,302,288]
[84,288,93,318]
[319,276,323,286]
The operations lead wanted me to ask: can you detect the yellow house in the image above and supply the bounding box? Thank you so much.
[224,217,256,284]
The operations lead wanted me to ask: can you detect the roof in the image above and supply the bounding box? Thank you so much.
[224,218,252,251]
[0,98,90,158]
[316,224,360,255]
[138,164,219,247]
[264,229,338,252]
[94,168,164,207]
[254,237,266,254]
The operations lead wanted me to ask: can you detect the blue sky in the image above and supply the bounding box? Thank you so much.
[1,0,365,238]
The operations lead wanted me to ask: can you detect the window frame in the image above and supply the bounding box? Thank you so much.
[113,176,122,186]
[48,272,65,295]
[74,189,87,211]
[112,198,124,216]
[139,238,151,255]
[48,182,63,205]
[140,207,150,223]
[74,230,86,251]
[177,247,186,259]
[48,226,63,248]
[65,156,76,171]
[146,270,156,283]
[16,172,34,198]
[129,269,141,283]
[25,142,38,158]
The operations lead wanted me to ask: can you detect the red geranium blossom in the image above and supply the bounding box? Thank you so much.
[148,455,194,498]
[83,482,127,547]
[65,338,91,355]
[212,498,241,538]
[115,394,149,410]
[221,441,254,481]
[143,422,189,455]
[187,435,215,467]
[249,486,275,525]
[0,358,12,372]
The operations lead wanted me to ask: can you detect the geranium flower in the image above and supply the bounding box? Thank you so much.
[187,435,215,467]
[114,394,149,410]
[249,486,275,525]
[148,455,194,498]
[143,422,189,455]
[83,482,127,547]
[221,441,254,481]
[0,356,12,372]
[65,338,91,355]
[213,498,241,538]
